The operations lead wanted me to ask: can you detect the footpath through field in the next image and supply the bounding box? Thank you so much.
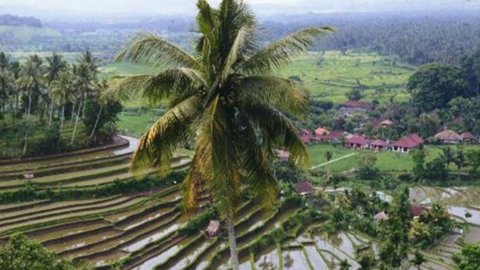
[310,153,358,170]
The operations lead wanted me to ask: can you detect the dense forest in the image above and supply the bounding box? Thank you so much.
[1,11,479,66]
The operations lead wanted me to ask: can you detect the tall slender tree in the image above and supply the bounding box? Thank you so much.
[50,71,73,135]
[17,55,43,116]
[116,0,332,268]
[45,53,67,127]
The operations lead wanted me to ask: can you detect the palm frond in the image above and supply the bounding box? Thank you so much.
[131,96,201,176]
[200,96,242,217]
[241,103,311,170]
[181,150,210,217]
[237,75,309,118]
[221,26,252,82]
[116,33,198,68]
[234,119,278,208]
[241,27,334,74]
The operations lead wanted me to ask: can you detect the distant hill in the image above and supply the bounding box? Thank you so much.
[0,14,43,27]
[0,14,60,43]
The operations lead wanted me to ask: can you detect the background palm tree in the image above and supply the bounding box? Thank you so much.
[0,69,14,118]
[50,71,73,135]
[17,55,44,116]
[70,59,98,145]
[116,0,332,268]
[45,53,67,127]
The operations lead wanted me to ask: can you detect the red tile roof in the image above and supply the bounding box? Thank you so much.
[344,100,374,110]
[300,135,311,144]
[461,132,475,141]
[295,181,314,195]
[315,127,330,136]
[370,139,388,147]
[324,130,343,141]
[410,205,427,217]
[392,134,424,149]
[346,135,368,146]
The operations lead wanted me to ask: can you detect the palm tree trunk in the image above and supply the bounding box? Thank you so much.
[226,217,239,270]
[70,101,82,145]
[90,105,103,142]
[48,102,54,127]
[60,105,65,135]
[71,102,76,122]
[22,131,28,156]
[27,89,32,116]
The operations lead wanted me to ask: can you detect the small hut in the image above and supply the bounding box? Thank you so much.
[374,211,389,222]
[276,150,290,162]
[345,135,368,149]
[434,130,462,144]
[295,181,314,196]
[461,132,476,143]
[206,220,220,237]
[370,139,389,151]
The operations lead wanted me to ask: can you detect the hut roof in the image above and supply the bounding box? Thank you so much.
[434,130,462,142]
[392,134,424,149]
[207,220,220,236]
[295,181,314,195]
[370,139,388,147]
[346,135,368,145]
[461,132,475,140]
[315,127,330,136]
[374,211,389,221]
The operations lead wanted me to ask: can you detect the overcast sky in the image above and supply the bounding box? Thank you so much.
[1,0,479,19]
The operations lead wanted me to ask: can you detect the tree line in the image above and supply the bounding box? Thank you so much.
[0,51,122,158]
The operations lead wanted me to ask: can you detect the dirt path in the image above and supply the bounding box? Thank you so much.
[310,153,358,170]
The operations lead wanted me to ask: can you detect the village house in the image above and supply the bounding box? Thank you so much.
[434,129,462,144]
[295,181,314,196]
[206,220,220,237]
[323,130,344,143]
[374,211,389,222]
[299,129,313,144]
[461,132,476,143]
[369,139,389,151]
[391,134,424,153]
[345,135,368,149]
[276,150,290,162]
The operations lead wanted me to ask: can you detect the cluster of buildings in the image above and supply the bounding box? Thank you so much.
[299,127,477,154]
[299,127,425,153]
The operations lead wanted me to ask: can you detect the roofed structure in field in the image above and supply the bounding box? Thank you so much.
[434,129,462,144]
[392,134,424,153]
[295,181,314,196]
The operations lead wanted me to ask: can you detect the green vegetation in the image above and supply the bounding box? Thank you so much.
[277,52,414,104]
[0,234,89,270]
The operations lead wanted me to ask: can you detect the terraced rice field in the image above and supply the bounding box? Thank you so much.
[0,136,191,191]
[0,138,476,270]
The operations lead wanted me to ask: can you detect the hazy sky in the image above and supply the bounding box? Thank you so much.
[1,0,479,18]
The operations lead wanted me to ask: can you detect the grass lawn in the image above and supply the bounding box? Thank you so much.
[276,51,414,104]
[117,112,157,138]
[309,143,480,172]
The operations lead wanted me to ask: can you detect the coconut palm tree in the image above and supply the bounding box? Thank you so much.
[50,71,73,135]
[17,55,43,116]
[45,53,67,127]
[116,1,332,268]
[70,62,98,145]
[0,69,14,117]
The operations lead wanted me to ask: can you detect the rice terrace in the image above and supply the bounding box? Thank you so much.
[1,1,480,270]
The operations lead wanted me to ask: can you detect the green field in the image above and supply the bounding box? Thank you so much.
[112,51,415,138]
[309,143,480,172]
[277,51,415,104]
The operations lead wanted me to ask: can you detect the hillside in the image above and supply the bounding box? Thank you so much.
[0,14,60,43]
